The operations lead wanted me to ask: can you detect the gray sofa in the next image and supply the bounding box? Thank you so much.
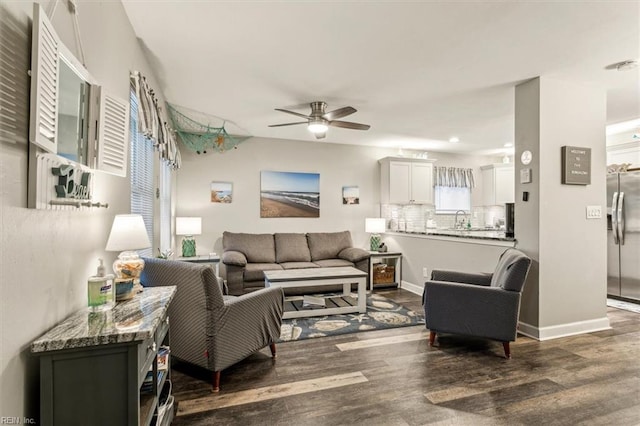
[222,231,370,295]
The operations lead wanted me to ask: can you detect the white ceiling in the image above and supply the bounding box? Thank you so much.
[121,1,639,155]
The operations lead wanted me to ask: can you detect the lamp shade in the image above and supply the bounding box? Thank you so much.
[105,214,151,251]
[365,218,386,233]
[176,217,202,236]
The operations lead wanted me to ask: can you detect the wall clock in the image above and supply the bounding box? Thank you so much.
[521,150,533,165]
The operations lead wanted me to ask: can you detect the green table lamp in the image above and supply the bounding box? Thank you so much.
[176,217,201,257]
[365,218,386,251]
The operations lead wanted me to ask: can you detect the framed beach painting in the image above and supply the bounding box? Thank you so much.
[211,181,232,203]
[342,186,359,204]
[260,171,320,218]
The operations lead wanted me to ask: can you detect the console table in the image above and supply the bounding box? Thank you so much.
[31,286,176,426]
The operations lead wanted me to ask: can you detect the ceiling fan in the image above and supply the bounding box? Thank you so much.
[269,101,370,139]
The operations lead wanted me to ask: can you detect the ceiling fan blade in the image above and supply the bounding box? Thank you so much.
[275,108,311,120]
[315,132,326,139]
[322,106,356,121]
[268,122,308,127]
[329,120,371,131]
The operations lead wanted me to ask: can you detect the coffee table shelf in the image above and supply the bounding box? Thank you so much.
[283,295,359,318]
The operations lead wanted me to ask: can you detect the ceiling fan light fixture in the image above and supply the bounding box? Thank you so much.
[308,120,328,134]
[616,60,638,71]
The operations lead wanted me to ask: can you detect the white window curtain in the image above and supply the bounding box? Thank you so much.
[433,166,475,188]
[130,71,181,169]
[130,89,154,258]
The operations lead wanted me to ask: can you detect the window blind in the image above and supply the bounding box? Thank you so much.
[130,89,154,258]
[159,160,172,255]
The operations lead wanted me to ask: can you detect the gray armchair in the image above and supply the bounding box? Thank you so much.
[141,258,284,391]
[422,248,532,358]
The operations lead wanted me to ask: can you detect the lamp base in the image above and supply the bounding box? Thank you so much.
[112,251,145,301]
[182,236,196,257]
[369,234,381,251]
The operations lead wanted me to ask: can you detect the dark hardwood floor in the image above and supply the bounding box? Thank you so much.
[169,289,640,425]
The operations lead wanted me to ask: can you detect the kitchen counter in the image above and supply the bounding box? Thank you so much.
[386,229,516,247]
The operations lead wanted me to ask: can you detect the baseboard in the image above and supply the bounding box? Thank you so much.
[518,317,611,341]
[400,280,423,296]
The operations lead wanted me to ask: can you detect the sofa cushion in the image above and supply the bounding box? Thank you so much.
[339,247,370,263]
[244,263,283,282]
[280,262,320,270]
[275,233,312,263]
[307,231,353,261]
[490,248,531,291]
[223,232,276,263]
[313,259,354,268]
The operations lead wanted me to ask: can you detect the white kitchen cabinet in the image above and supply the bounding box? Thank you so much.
[481,164,514,206]
[380,157,435,204]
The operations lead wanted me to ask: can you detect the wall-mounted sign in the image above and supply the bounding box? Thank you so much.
[561,146,591,185]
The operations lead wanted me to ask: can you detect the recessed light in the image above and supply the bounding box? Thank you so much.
[449,137,459,143]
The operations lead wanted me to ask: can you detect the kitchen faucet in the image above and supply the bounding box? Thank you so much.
[454,210,467,229]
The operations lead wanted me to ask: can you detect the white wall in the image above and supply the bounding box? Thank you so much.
[515,77,609,338]
[0,1,165,418]
[176,137,395,254]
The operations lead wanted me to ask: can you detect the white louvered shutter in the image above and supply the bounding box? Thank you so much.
[29,3,59,153]
[97,90,129,176]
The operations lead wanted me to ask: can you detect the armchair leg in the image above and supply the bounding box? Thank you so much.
[503,342,511,359]
[212,371,221,393]
[429,331,436,346]
[270,342,277,358]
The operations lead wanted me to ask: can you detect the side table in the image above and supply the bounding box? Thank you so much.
[368,251,402,291]
[176,253,221,277]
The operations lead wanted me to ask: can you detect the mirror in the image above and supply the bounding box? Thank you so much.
[57,56,91,165]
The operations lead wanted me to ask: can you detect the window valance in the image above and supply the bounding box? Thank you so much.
[130,71,181,169]
[434,166,475,188]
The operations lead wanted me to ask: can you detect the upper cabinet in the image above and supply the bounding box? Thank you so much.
[29,3,129,177]
[481,164,514,206]
[380,157,435,204]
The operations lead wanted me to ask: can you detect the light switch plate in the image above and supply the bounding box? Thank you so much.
[520,168,532,184]
[586,205,602,219]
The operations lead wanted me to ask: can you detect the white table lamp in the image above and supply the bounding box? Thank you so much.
[105,214,151,300]
[365,218,386,251]
[176,217,201,257]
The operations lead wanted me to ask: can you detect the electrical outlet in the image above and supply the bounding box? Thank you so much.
[586,205,602,219]
[422,267,428,277]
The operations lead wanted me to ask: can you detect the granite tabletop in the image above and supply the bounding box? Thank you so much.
[31,286,177,354]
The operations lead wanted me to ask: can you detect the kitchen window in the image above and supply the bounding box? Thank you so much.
[434,186,471,214]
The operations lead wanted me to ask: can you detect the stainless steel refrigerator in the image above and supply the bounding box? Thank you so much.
[607,171,640,301]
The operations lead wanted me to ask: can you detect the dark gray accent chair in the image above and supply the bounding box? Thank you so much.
[141,258,284,392]
[422,248,532,358]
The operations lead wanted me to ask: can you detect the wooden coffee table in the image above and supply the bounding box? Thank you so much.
[264,266,367,319]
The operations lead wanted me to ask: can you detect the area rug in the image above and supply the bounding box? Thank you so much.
[278,293,424,342]
[607,298,640,314]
